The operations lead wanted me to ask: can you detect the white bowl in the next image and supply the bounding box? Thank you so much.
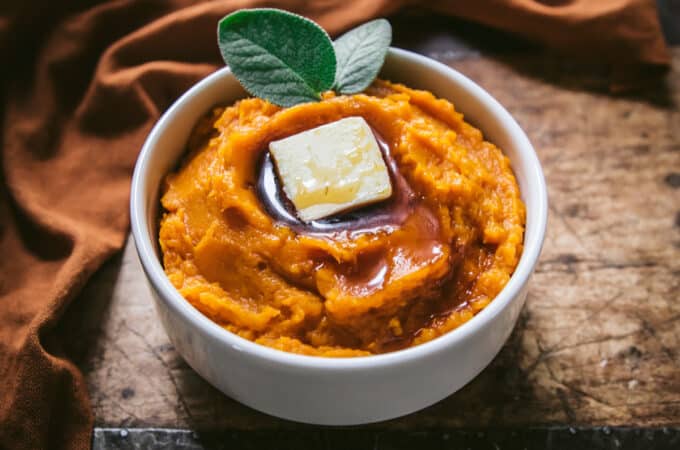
[130,48,548,425]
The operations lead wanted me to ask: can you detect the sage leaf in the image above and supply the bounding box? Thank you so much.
[218,9,336,107]
[333,19,392,94]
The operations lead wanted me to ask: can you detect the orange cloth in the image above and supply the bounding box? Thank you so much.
[0,1,669,449]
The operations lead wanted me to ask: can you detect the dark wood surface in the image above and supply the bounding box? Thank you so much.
[59,11,680,439]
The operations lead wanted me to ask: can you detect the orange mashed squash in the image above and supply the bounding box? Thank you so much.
[159,80,525,356]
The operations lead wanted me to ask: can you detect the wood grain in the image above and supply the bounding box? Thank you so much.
[62,48,680,430]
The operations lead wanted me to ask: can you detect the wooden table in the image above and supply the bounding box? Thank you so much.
[62,12,680,449]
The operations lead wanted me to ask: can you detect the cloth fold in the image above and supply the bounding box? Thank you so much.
[0,1,669,449]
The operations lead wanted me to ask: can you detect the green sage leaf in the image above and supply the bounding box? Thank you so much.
[333,19,392,94]
[218,9,336,107]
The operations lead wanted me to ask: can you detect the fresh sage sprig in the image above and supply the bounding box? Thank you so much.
[217,9,392,107]
[333,19,391,94]
[217,9,336,107]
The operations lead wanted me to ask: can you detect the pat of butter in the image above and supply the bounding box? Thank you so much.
[269,117,392,222]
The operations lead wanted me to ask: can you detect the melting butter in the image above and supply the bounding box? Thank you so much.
[269,117,392,222]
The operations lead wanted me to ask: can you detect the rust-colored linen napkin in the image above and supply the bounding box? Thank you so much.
[0,1,669,449]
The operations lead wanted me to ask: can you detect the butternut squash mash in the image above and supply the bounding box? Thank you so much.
[159,80,525,356]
